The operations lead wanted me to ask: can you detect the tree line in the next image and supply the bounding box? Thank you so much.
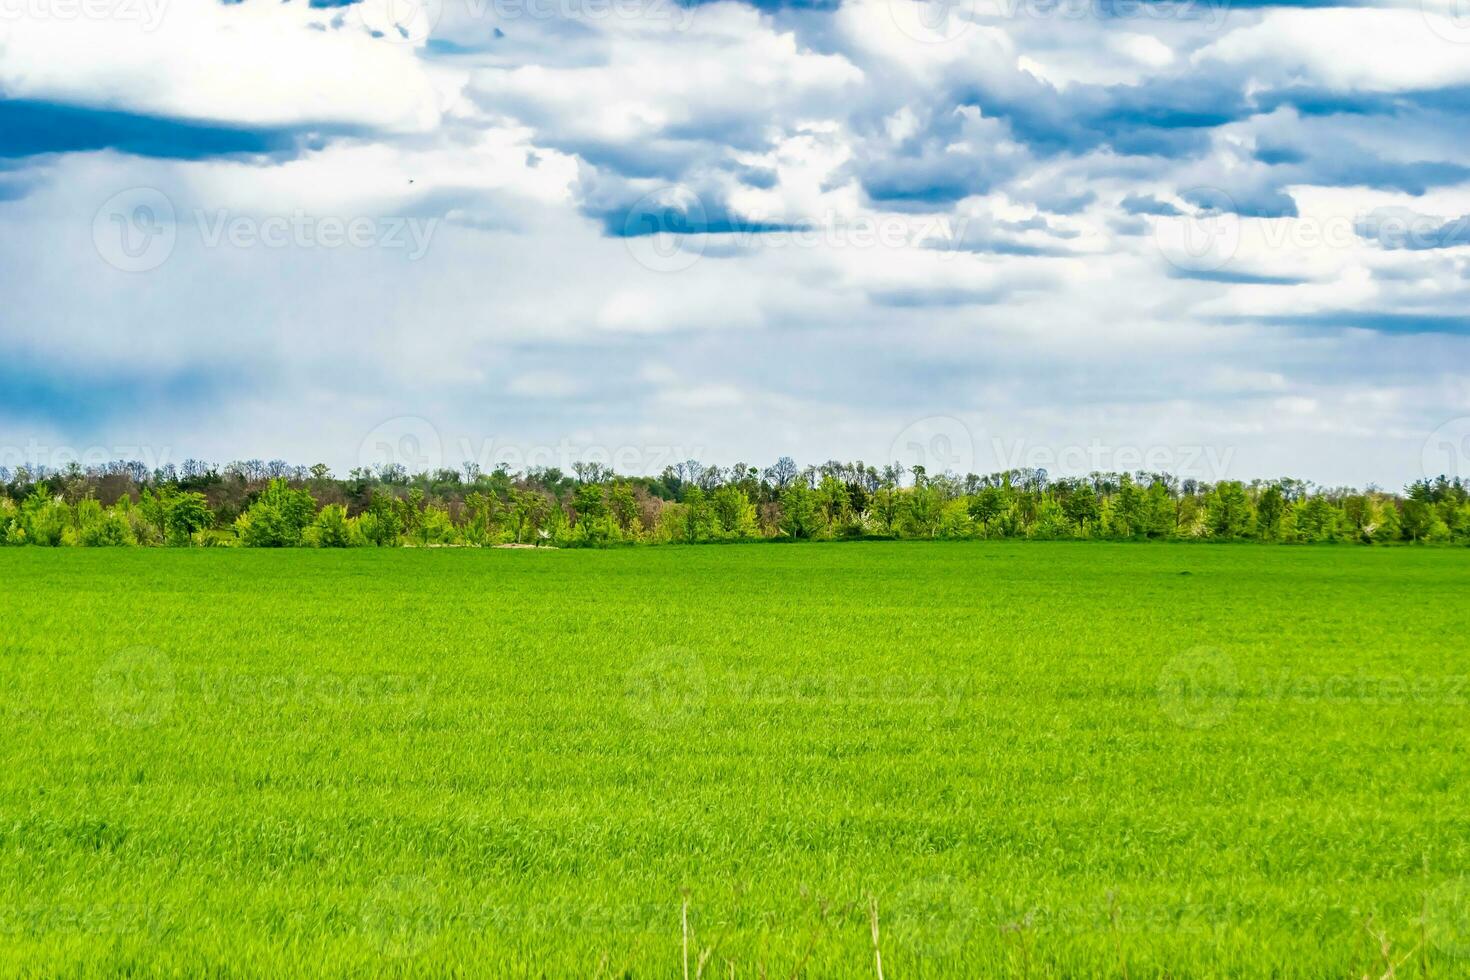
[1,457,1467,548]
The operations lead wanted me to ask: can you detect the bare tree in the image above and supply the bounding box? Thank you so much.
[765,456,798,490]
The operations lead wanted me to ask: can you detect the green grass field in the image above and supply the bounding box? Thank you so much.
[2,543,1468,977]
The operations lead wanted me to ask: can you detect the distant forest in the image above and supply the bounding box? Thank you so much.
[2,457,1467,547]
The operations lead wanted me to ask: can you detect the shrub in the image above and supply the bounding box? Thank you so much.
[309,504,359,548]
[237,479,317,547]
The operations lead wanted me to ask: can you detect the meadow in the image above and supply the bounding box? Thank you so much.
[2,542,1468,977]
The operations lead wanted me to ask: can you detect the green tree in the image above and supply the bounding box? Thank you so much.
[1256,485,1286,541]
[360,491,405,546]
[510,488,550,544]
[311,504,356,547]
[814,475,850,532]
[1062,485,1100,536]
[1294,496,1338,542]
[1206,482,1252,539]
[1110,476,1145,538]
[681,485,714,543]
[900,484,944,538]
[1142,482,1176,538]
[870,485,900,534]
[967,486,1007,536]
[779,480,817,539]
[609,482,640,534]
[76,499,136,547]
[463,491,500,546]
[574,483,606,532]
[1400,498,1447,543]
[238,479,317,547]
[711,484,757,539]
[20,489,69,546]
[166,491,212,545]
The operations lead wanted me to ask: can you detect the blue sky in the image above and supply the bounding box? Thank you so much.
[1,0,1469,486]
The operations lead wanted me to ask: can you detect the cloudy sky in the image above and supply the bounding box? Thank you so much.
[2,0,1469,487]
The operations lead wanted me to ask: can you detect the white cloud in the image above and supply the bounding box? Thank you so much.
[1,0,1468,488]
[1198,8,1470,92]
[0,3,454,131]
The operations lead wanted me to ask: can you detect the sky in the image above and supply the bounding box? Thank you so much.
[1,0,1469,488]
